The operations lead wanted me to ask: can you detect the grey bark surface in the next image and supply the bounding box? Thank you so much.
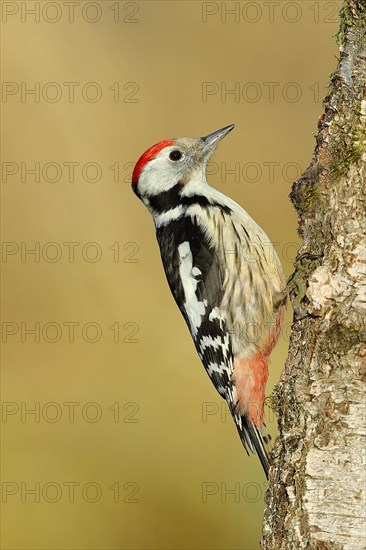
[261,1,366,548]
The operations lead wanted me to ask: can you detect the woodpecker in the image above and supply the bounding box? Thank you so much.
[132,125,286,477]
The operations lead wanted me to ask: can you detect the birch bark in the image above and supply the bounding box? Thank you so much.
[261,1,366,548]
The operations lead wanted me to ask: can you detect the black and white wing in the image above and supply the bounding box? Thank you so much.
[156,216,232,391]
[156,215,260,460]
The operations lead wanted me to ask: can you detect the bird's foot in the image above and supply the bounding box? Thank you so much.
[286,253,323,320]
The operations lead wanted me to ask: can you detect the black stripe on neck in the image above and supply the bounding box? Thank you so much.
[148,182,232,215]
[148,183,183,212]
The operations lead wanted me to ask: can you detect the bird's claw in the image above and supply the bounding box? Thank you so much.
[286,252,323,320]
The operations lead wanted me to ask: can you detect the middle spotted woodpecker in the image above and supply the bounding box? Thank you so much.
[132,125,287,477]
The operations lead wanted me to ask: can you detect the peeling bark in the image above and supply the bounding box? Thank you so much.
[261,1,366,549]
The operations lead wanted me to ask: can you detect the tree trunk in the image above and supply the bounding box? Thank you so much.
[261,1,366,548]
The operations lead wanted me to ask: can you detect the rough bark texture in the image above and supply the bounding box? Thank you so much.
[261,1,366,549]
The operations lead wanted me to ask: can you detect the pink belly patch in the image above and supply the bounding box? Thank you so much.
[232,354,269,426]
[232,304,286,426]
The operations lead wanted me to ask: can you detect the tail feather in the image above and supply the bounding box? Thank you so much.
[242,416,271,479]
[227,400,272,478]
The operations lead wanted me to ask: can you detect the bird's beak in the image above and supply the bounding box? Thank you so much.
[201,124,235,150]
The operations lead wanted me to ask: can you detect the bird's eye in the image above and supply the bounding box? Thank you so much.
[169,150,183,161]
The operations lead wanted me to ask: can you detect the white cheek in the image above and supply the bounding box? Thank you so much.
[138,158,179,196]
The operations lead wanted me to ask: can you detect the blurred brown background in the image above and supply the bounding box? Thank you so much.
[2,1,340,548]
